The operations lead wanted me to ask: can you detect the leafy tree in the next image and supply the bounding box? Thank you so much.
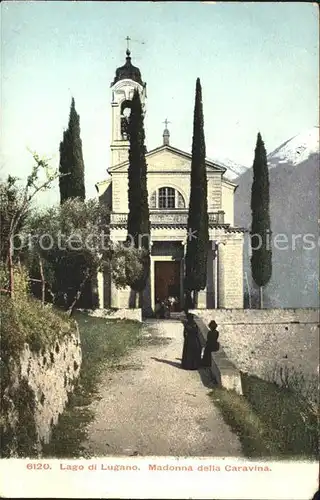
[250,132,272,308]
[25,199,143,314]
[0,153,60,298]
[26,198,108,313]
[111,244,146,290]
[185,78,209,309]
[59,98,86,204]
[126,89,150,296]
[0,176,26,262]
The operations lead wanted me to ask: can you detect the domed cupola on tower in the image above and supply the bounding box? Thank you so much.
[111,49,144,87]
[110,47,147,168]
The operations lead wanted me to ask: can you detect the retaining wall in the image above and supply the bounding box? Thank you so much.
[190,308,319,383]
[2,325,82,456]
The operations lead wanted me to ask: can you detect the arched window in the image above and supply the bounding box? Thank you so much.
[150,187,186,209]
[177,191,185,208]
[159,187,175,209]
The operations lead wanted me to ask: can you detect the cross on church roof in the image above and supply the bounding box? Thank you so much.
[162,119,170,145]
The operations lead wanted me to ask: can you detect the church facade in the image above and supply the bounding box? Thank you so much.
[96,49,244,313]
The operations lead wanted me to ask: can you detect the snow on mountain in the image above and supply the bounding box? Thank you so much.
[268,126,319,167]
[208,126,319,181]
[212,156,249,180]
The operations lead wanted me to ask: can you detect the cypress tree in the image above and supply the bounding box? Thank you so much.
[126,89,150,292]
[59,97,85,204]
[250,132,272,308]
[185,78,209,308]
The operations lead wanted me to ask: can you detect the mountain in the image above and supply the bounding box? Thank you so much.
[213,156,248,180]
[234,127,319,308]
[268,127,319,168]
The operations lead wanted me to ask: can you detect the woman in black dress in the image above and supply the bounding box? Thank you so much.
[181,313,202,370]
[201,320,220,367]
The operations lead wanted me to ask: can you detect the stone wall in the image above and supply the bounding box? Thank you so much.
[2,326,82,456]
[190,308,319,384]
[194,308,319,324]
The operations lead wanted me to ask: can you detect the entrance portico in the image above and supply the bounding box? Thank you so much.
[150,240,184,310]
[101,220,244,314]
[154,260,181,308]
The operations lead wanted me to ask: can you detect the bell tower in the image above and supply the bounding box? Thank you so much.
[110,45,146,167]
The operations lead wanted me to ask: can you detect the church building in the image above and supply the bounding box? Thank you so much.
[96,48,244,313]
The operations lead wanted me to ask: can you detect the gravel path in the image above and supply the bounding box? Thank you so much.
[82,319,243,457]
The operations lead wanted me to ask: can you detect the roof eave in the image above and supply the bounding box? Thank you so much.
[108,144,227,173]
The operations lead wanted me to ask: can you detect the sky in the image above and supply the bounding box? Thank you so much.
[1,1,319,205]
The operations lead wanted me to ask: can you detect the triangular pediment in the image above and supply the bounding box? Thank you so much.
[108,145,226,174]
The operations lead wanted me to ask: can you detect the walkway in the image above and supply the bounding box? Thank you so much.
[82,319,242,456]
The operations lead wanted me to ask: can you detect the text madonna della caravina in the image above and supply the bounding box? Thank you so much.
[148,464,272,472]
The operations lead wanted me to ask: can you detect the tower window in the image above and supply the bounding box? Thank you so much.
[120,100,132,140]
[158,187,175,209]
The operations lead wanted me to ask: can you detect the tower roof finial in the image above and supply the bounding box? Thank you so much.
[163,118,171,146]
[111,36,144,87]
[126,36,131,57]
[163,118,170,129]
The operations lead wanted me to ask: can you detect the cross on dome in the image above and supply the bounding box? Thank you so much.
[111,37,143,86]
[125,36,131,56]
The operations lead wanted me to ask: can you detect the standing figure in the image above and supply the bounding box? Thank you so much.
[173,296,179,312]
[159,300,166,319]
[201,320,220,367]
[181,313,202,370]
[155,298,161,319]
[163,298,170,319]
[167,296,175,315]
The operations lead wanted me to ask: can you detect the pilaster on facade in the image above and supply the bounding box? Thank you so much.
[218,236,244,308]
[196,243,216,309]
[110,276,119,308]
[97,271,104,309]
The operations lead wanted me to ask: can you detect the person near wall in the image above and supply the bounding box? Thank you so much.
[181,313,202,370]
[201,320,220,368]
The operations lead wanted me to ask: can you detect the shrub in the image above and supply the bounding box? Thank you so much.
[0,263,29,299]
[1,294,76,360]
[267,362,319,409]
[1,265,77,365]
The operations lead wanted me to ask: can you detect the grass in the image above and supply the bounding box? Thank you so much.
[210,372,319,460]
[0,294,76,361]
[0,265,76,360]
[42,312,142,458]
[267,362,319,407]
